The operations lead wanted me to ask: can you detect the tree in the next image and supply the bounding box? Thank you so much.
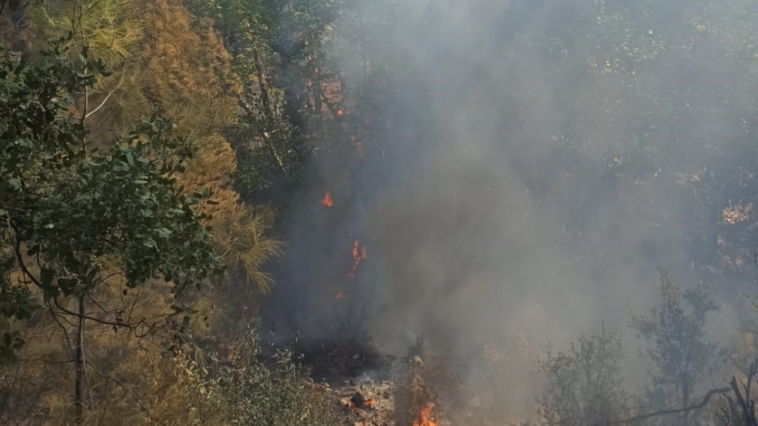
[185,0,313,208]
[0,37,221,423]
[631,270,730,426]
[536,324,628,426]
[1,1,288,420]
[123,0,284,295]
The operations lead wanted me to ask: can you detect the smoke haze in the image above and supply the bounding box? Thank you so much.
[263,0,758,418]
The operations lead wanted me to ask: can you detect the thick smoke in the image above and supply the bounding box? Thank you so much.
[264,0,758,419]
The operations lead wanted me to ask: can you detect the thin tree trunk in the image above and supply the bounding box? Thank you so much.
[250,48,288,176]
[253,49,273,117]
[74,296,86,425]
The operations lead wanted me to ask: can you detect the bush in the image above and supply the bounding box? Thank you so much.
[196,329,345,426]
[535,324,628,426]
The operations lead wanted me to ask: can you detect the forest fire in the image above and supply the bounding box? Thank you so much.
[322,191,333,207]
[413,403,438,426]
[349,241,367,278]
[348,391,375,410]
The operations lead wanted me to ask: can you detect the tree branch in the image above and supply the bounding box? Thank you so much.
[85,72,125,119]
[623,387,731,424]
[237,97,289,176]
[10,221,154,330]
[87,362,168,426]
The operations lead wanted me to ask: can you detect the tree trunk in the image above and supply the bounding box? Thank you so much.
[74,296,85,425]
[250,48,289,176]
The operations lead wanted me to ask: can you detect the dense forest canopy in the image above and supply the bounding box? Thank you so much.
[4,0,758,425]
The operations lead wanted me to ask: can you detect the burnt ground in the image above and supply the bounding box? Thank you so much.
[264,336,464,426]
[260,333,532,426]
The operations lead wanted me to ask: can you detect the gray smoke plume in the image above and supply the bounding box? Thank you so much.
[264,0,758,419]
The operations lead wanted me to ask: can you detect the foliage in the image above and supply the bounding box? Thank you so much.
[202,329,345,426]
[186,0,342,209]
[124,0,284,294]
[0,1,285,422]
[33,0,144,66]
[207,202,284,293]
[536,324,628,426]
[0,36,222,362]
[630,270,730,425]
[133,328,344,426]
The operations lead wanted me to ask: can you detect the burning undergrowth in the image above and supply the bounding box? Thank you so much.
[259,308,476,426]
[283,332,536,425]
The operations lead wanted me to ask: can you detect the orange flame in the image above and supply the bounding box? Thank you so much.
[322,192,333,207]
[348,391,375,410]
[335,291,343,300]
[413,403,438,426]
[337,109,345,116]
[349,241,367,278]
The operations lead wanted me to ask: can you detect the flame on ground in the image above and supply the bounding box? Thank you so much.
[322,191,333,207]
[349,241,367,278]
[413,403,438,426]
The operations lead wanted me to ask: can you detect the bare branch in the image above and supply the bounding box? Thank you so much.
[624,387,731,424]
[85,75,124,119]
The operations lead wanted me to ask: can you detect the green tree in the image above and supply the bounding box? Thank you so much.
[0,37,221,422]
[631,270,729,426]
[536,324,629,426]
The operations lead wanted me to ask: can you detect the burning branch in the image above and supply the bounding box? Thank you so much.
[404,348,443,426]
[349,241,367,278]
[413,402,438,426]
